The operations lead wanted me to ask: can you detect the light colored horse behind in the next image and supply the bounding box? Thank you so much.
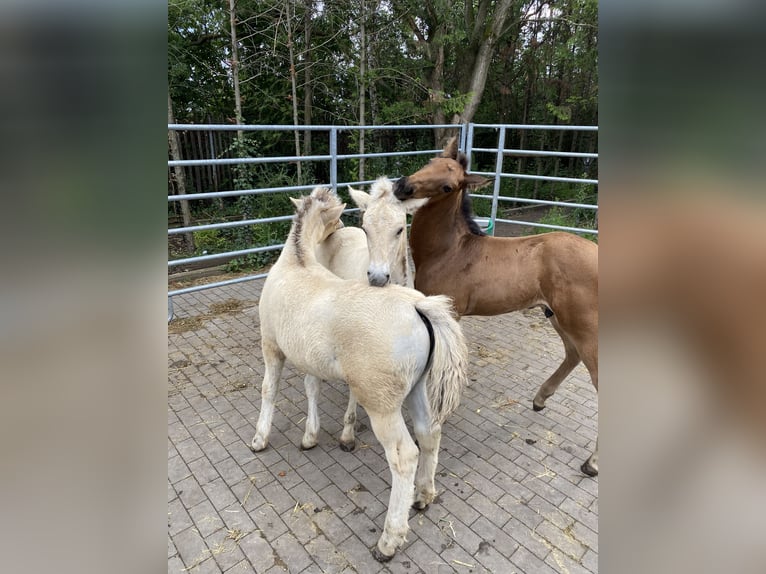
[312,219,368,452]
[348,176,424,289]
[252,186,468,561]
[314,185,416,451]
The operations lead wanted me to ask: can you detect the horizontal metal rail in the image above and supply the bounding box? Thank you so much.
[470,123,598,131]
[169,148,442,168]
[167,179,400,203]
[168,244,285,268]
[169,154,330,168]
[168,183,319,203]
[495,217,598,235]
[168,123,463,132]
[471,170,599,185]
[168,214,293,235]
[471,147,598,159]
[168,273,269,297]
[469,193,598,210]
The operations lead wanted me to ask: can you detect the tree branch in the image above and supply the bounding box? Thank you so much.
[189,33,226,46]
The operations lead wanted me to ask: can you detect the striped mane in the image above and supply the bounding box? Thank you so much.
[291,186,343,265]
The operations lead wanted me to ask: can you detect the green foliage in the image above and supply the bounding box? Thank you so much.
[193,229,229,254]
[535,185,598,242]
[168,0,599,265]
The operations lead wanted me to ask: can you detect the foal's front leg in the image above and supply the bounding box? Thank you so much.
[367,411,418,562]
[251,339,286,452]
[339,391,358,451]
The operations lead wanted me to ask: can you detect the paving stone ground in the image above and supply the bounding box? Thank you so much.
[168,279,598,574]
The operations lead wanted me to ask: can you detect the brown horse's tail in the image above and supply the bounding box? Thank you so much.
[414,295,469,424]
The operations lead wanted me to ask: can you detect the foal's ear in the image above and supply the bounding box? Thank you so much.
[348,186,371,212]
[290,196,304,209]
[321,203,346,226]
[441,136,459,159]
[464,173,491,189]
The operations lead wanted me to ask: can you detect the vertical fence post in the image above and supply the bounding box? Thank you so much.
[465,123,475,171]
[329,127,338,194]
[490,127,506,235]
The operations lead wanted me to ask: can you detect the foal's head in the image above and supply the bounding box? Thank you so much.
[290,186,346,249]
[349,177,420,287]
[393,137,489,202]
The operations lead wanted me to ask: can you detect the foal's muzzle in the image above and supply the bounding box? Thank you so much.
[367,269,390,287]
[393,177,413,200]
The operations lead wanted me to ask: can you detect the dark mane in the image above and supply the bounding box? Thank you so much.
[291,196,310,266]
[461,189,486,236]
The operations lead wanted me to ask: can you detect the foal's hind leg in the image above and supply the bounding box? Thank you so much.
[301,374,321,450]
[251,339,286,452]
[580,350,599,476]
[339,391,358,452]
[405,380,441,510]
[532,316,581,411]
[367,411,418,562]
[534,315,600,477]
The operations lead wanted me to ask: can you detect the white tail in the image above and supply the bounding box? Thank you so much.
[414,295,469,423]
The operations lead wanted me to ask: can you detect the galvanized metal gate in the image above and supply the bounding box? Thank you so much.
[168,123,597,320]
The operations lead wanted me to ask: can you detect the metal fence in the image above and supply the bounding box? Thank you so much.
[168,123,598,320]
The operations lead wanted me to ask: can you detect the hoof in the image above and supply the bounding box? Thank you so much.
[371,546,394,563]
[412,500,429,511]
[250,435,269,452]
[532,402,545,412]
[300,442,317,451]
[581,460,598,477]
[339,440,356,452]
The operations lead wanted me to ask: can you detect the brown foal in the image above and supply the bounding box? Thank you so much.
[393,137,599,476]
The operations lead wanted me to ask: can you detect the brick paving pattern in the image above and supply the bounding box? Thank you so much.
[168,279,598,573]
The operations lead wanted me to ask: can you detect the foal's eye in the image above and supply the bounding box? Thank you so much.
[396,227,404,236]
[442,184,453,193]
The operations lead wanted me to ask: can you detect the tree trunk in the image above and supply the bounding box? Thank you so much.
[451,0,515,125]
[431,40,448,145]
[228,0,244,142]
[367,2,380,147]
[285,0,302,181]
[358,0,366,181]
[303,0,314,157]
[167,93,195,253]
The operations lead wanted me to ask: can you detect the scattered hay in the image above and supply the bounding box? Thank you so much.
[476,345,492,358]
[491,396,520,409]
[438,517,457,540]
[168,298,254,335]
[226,528,246,543]
[209,299,249,315]
[545,430,559,445]
[168,316,207,334]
